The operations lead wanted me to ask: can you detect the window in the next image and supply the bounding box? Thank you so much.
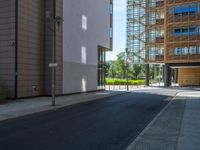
[82,15,87,30]
[81,46,87,64]
[149,48,156,60]
[109,3,113,14]
[182,28,188,33]
[198,46,200,54]
[189,27,196,35]
[182,5,189,15]
[182,47,188,55]
[158,47,164,55]
[174,47,182,55]
[169,7,174,14]
[173,27,199,36]
[174,29,181,35]
[98,47,106,88]
[173,4,197,16]
[174,46,198,55]
[175,29,181,33]
[190,3,197,14]
[174,5,181,15]
[109,28,113,38]
[189,27,196,32]
[189,46,196,54]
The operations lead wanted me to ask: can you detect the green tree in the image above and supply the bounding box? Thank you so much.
[107,52,127,79]
[108,61,117,78]
[115,52,126,78]
[105,62,111,78]
[107,52,147,80]
[129,64,145,80]
[150,64,154,80]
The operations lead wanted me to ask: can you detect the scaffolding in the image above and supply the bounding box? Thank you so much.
[127,0,200,65]
[127,0,200,86]
[127,0,146,64]
[146,0,165,63]
[127,0,165,64]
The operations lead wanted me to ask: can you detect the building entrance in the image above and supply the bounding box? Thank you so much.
[98,46,106,89]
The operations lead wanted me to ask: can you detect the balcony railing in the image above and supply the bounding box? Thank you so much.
[167,34,200,42]
[156,36,164,43]
[156,1,164,8]
[168,0,199,5]
[166,54,200,63]
[148,55,164,63]
[156,18,164,25]
[155,55,164,62]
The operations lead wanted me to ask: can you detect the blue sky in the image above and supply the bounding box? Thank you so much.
[106,0,126,61]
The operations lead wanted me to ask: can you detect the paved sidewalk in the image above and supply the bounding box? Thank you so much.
[126,91,200,150]
[0,91,125,121]
[105,85,147,91]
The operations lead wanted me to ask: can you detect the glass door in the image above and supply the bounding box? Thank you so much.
[98,46,106,89]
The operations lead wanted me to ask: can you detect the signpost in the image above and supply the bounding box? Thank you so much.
[48,0,63,106]
[49,63,58,68]
[50,0,56,106]
[125,48,129,91]
[49,63,57,106]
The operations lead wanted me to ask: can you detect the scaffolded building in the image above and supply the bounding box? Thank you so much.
[127,0,146,64]
[127,0,200,86]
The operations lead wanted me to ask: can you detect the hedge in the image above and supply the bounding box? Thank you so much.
[106,78,145,86]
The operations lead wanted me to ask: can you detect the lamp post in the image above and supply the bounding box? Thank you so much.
[51,0,56,106]
[48,0,63,106]
[125,48,129,91]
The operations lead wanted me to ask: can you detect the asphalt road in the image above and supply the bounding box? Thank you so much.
[0,92,170,150]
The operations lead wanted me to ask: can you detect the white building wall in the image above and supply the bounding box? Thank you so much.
[62,0,110,94]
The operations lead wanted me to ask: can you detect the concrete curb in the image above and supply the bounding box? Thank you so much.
[0,91,126,122]
[125,92,179,150]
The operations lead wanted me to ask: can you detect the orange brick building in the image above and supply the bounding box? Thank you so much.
[127,0,200,86]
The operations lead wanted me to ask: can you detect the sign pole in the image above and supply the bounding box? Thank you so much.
[52,0,56,106]
[125,48,129,91]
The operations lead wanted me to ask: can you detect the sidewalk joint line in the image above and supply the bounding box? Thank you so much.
[125,92,180,150]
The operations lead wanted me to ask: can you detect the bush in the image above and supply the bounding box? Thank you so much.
[106,79,115,85]
[106,78,145,86]
[0,79,6,103]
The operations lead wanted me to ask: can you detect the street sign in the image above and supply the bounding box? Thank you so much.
[49,63,57,67]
